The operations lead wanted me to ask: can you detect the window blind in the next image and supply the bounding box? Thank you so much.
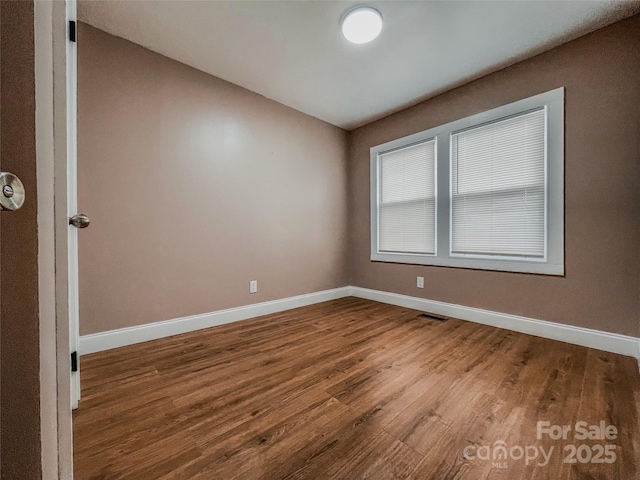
[451,109,546,258]
[378,139,436,254]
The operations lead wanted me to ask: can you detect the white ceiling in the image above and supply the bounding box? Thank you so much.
[78,0,640,130]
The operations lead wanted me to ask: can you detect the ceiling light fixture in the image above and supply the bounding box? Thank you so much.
[341,7,383,44]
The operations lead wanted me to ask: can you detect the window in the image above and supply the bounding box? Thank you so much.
[370,88,564,275]
[378,139,436,255]
[451,109,545,259]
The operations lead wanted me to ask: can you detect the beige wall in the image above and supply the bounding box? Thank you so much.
[1,1,42,478]
[349,15,640,337]
[78,23,349,335]
[80,16,640,340]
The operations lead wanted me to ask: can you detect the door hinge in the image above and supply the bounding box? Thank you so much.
[69,20,76,42]
[71,351,78,372]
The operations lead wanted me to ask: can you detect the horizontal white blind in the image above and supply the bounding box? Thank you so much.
[451,109,546,257]
[379,139,436,254]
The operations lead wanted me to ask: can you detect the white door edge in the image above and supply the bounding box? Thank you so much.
[65,0,80,411]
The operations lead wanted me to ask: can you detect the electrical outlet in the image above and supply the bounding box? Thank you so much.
[249,280,258,294]
[417,276,424,289]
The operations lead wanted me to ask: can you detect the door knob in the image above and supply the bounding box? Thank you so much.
[69,213,90,229]
[0,172,26,211]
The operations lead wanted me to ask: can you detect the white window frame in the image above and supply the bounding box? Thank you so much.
[370,88,564,275]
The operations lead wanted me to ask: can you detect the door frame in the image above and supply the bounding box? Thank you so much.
[64,0,80,411]
[34,0,75,476]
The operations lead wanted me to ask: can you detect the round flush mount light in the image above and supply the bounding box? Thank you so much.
[341,7,383,44]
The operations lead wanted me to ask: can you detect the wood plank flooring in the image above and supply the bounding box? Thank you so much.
[73,297,640,479]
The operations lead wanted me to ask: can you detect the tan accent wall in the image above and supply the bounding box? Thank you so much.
[77,23,349,335]
[1,1,42,478]
[79,16,640,339]
[348,15,640,337]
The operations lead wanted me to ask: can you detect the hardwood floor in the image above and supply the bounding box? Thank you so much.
[73,298,640,479]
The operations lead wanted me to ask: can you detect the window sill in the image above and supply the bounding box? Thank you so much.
[370,252,564,276]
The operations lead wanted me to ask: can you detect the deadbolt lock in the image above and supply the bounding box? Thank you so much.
[0,172,25,211]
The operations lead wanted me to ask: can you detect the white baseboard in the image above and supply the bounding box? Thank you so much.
[350,287,640,359]
[80,285,640,360]
[79,287,352,355]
